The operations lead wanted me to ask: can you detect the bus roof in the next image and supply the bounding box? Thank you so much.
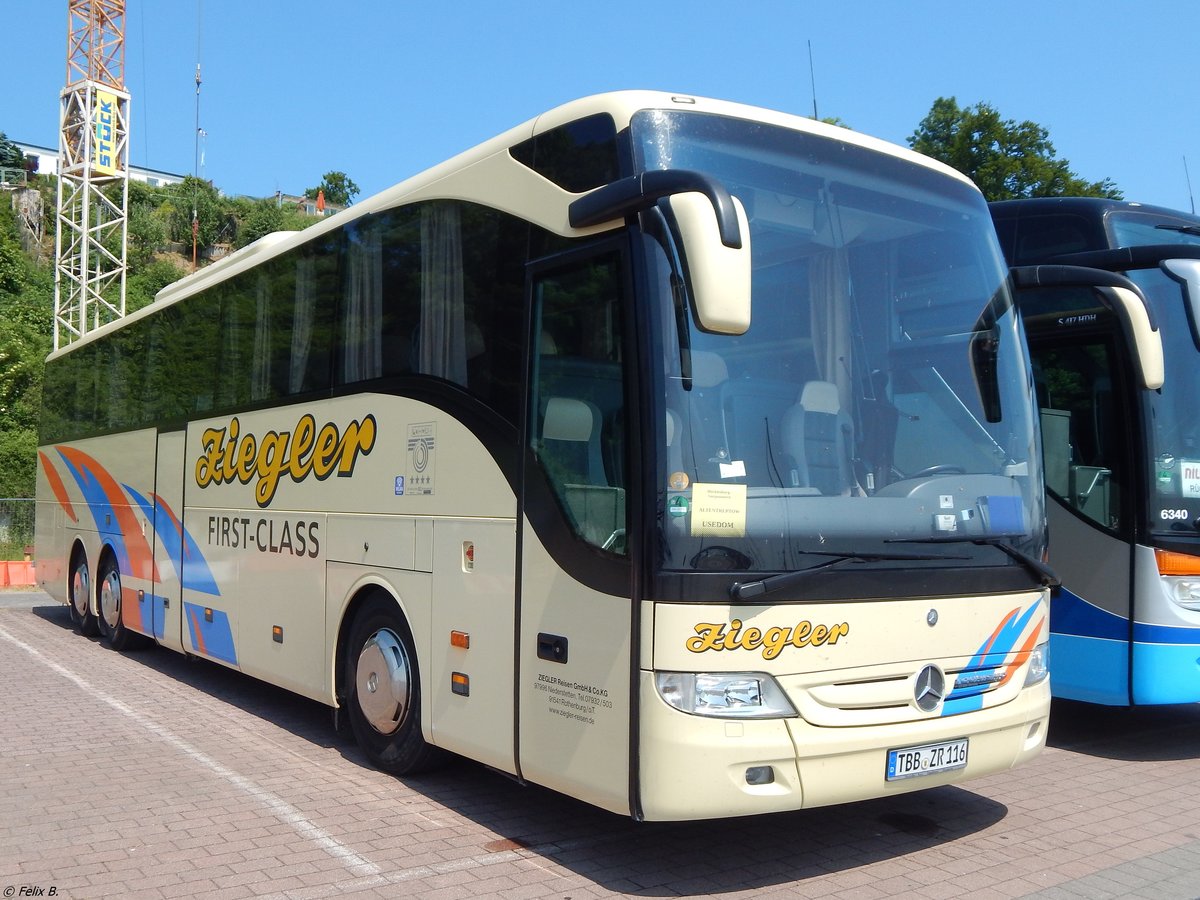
[51,90,977,362]
[990,196,1200,224]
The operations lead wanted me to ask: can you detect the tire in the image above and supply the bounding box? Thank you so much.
[68,551,98,636]
[344,594,443,775]
[96,557,148,651]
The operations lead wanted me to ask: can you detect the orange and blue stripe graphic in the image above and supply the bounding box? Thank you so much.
[43,446,232,662]
[942,604,1043,716]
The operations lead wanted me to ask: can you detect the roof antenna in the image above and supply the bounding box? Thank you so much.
[1185,156,1196,215]
[808,40,819,120]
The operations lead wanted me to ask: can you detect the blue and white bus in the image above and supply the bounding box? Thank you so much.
[992,197,1200,705]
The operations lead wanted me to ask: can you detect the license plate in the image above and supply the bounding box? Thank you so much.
[886,738,968,781]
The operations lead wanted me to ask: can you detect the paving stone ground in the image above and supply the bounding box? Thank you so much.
[2,591,1199,899]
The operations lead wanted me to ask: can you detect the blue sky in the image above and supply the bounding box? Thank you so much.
[5,1,1198,211]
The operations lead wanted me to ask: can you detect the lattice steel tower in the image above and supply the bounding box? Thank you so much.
[53,0,129,349]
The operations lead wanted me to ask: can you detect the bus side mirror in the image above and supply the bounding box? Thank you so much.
[568,168,752,335]
[667,192,751,334]
[1161,258,1200,353]
[1011,264,1165,390]
[1095,284,1164,390]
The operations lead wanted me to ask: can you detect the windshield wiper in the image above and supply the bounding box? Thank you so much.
[1156,223,1200,238]
[885,535,1059,587]
[730,548,968,601]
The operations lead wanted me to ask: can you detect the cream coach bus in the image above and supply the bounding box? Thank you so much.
[38,91,1085,820]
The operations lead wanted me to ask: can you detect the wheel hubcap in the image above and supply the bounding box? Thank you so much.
[72,567,89,618]
[355,629,411,735]
[100,570,121,630]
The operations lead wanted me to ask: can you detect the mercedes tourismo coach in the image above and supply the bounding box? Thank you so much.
[992,197,1200,705]
[38,92,1065,820]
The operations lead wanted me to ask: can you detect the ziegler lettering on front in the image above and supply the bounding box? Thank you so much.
[686,618,850,660]
[194,413,376,507]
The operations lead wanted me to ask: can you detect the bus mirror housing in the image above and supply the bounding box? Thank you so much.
[1011,265,1165,390]
[568,169,752,334]
[1161,258,1200,352]
[667,192,752,334]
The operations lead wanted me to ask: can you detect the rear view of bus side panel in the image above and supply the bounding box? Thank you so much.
[36,429,163,643]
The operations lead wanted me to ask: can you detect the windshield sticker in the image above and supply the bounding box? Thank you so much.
[687,618,850,660]
[668,471,690,491]
[668,496,689,518]
[690,483,746,537]
[719,460,747,479]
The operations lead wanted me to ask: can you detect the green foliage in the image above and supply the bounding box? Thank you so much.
[909,97,1122,201]
[237,197,294,247]
[305,170,360,207]
[0,202,50,504]
[127,258,187,313]
[168,175,228,253]
[0,428,37,499]
[127,180,172,271]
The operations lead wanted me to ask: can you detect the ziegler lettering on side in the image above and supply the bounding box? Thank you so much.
[194,413,377,508]
[686,618,850,660]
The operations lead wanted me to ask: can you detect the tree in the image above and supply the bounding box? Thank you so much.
[305,171,360,208]
[0,131,23,169]
[168,176,230,254]
[909,97,1122,202]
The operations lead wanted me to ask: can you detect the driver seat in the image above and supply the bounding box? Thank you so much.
[781,380,854,495]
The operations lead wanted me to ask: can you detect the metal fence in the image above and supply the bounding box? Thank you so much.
[0,166,28,187]
[0,499,35,560]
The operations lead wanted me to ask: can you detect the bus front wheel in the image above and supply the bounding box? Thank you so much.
[345,595,443,775]
[69,551,98,636]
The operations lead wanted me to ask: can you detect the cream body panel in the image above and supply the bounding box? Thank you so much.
[637,673,1048,820]
[207,508,329,700]
[652,591,1046,674]
[186,395,513,518]
[428,517,517,773]
[518,522,632,816]
[637,591,1049,818]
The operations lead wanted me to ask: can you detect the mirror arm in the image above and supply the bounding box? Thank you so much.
[568,169,743,249]
[1011,264,1151,321]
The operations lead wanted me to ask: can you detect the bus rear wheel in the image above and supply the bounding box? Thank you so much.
[69,552,98,636]
[345,595,442,775]
[96,559,147,651]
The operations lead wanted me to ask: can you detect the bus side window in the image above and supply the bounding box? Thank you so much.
[530,252,628,554]
[1033,340,1125,532]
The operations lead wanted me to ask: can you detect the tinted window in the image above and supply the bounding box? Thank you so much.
[511,114,620,192]
[41,202,535,442]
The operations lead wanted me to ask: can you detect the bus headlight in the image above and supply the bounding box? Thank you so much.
[655,672,798,718]
[1024,642,1049,686]
[1156,551,1200,609]
[1166,578,1200,611]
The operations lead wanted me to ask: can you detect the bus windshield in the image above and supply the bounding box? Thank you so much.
[633,110,1042,577]
[1107,209,1200,535]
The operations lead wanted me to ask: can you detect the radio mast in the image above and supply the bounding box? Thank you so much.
[53,0,130,350]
